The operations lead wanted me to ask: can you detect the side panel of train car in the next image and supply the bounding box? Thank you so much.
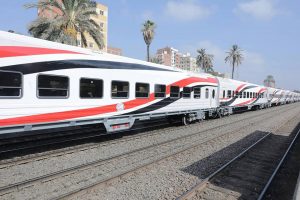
[0,31,219,134]
[218,77,269,111]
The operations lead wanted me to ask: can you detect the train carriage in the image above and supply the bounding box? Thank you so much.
[218,77,269,112]
[268,87,286,106]
[0,31,298,135]
[0,31,219,134]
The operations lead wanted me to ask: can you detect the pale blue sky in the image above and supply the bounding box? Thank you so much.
[0,0,299,90]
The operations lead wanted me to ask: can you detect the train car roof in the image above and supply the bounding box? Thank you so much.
[0,31,217,79]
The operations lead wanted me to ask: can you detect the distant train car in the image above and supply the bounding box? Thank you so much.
[218,77,269,112]
[268,88,286,106]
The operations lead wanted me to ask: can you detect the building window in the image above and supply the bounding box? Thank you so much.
[111,81,129,98]
[99,10,104,15]
[212,89,215,99]
[38,74,69,98]
[80,78,103,98]
[89,43,94,48]
[100,22,104,28]
[183,87,191,98]
[170,86,180,98]
[77,40,81,46]
[0,71,22,98]
[205,88,209,99]
[135,83,149,98]
[194,87,201,99]
[154,84,166,98]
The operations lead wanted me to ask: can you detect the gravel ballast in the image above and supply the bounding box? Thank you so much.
[71,103,300,200]
[0,103,299,200]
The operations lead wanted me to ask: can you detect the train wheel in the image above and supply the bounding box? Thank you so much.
[182,115,190,126]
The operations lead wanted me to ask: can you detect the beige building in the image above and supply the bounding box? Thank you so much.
[156,47,179,68]
[179,53,198,72]
[155,47,198,72]
[77,3,108,52]
[107,46,122,56]
[264,75,276,88]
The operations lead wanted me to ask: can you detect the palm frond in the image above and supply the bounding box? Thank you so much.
[26,0,104,49]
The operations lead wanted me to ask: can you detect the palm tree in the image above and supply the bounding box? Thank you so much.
[196,48,214,73]
[141,20,156,62]
[225,45,243,79]
[25,0,104,49]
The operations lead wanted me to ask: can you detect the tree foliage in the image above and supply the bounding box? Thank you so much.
[196,48,214,73]
[141,20,156,62]
[225,45,243,79]
[25,0,104,49]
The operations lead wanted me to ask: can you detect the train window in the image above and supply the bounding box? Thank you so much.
[154,84,166,98]
[136,83,149,98]
[232,90,235,97]
[170,86,180,98]
[246,92,249,98]
[212,89,215,99]
[250,92,253,98]
[243,92,246,98]
[38,74,69,98]
[239,92,242,98]
[0,71,22,98]
[183,87,191,98]
[222,90,225,98]
[227,90,231,98]
[111,81,129,98]
[205,88,209,99]
[194,87,201,99]
[80,78,103,98]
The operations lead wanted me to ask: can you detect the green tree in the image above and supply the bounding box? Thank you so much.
[196,48,214,73]
[25,0,104,49]
[141,20,156,62]
[225,45,243,79]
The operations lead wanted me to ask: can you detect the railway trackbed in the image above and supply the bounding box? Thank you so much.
[176,118,300,200]
[0,104,291,167]
[0,104,296,200]
[0,117,172,160]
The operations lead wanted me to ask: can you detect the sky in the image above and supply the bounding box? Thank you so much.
[0,0,299,90]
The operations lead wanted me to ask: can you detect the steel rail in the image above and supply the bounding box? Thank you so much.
[176,132,271,200]
[0,103,289,166]
[257,127,300,200]
[0,105,280,196]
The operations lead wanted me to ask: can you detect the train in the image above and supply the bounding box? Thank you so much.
[0,31,299,135]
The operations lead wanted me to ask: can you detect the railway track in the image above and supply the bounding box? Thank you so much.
[0,117,172,160]
[0,104,296,200]
[0,104,290,166]
[176,114,300,200]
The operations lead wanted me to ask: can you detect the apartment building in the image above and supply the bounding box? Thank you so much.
[155,47,198,72]
[264,75,276,88]
[107,46,122,56]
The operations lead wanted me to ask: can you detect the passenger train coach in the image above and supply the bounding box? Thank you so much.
[0,31,299,135]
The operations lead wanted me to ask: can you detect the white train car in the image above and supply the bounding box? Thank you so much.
[0,31,220,134]
[268,88,286,106]
[218,77,269,112]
